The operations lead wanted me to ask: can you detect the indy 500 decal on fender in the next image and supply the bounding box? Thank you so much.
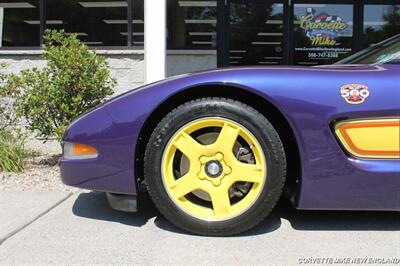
[340,84,370,105]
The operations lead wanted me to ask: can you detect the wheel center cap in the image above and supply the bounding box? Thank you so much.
[198,154,232,186]
[205,160,223,178]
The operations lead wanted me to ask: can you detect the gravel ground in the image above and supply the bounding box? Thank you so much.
[0,139,80,192]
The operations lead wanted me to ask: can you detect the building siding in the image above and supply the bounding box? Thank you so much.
[0,53,145,95]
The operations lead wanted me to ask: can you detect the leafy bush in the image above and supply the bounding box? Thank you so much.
[4,29,115,141]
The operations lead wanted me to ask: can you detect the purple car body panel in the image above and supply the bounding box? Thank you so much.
[60,64,400,210]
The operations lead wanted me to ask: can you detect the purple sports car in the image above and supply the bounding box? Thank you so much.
[60,35,400,236]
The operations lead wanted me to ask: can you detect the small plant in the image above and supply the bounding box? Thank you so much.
[4,29,115,141]
[0,130,27,172]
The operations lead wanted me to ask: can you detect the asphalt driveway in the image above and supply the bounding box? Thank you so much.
[0,191,399,265]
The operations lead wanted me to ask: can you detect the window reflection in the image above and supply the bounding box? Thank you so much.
[131,1,144,46]
[229,1,284,66]
[0,0,39,46]
[364,5,400,47]
[46,0,128,46]
[167,0,217,49]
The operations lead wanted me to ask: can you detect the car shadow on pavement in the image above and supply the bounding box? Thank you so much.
[72,191,159,227]
[277,199,400,231]
[72,192,400,236]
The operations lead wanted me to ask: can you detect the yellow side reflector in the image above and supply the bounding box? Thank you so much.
[335,118,400,159]
[72,143,98,156]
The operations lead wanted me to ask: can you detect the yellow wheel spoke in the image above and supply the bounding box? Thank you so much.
[173,131,205,161]
[215,122,240,153]
[169,172,200,199]
[210,188,231,216]
[231,162,264,184]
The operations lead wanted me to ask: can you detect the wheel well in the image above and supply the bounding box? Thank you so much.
[135,85,301,203]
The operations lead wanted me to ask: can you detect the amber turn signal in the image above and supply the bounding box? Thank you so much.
[63,142,98,160]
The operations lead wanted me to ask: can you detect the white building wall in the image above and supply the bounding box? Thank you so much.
[167,50,217,77]
[0,51,145,95]
[0,50,217,95]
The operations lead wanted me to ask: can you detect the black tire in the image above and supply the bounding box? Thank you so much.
[144,97,286,236]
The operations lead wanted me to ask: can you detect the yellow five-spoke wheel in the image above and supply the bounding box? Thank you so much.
[145,98,286,236]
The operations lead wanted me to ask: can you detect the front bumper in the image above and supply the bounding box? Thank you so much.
[60,107,138,195]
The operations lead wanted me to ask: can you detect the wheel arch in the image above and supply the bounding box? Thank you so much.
[135,84,301,204]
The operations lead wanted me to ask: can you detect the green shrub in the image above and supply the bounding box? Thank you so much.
[0,130,27,172]
[4,29,115,141]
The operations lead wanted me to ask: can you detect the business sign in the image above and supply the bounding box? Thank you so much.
[299,8,349,46]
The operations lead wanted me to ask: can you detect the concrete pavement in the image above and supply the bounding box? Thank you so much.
[0,191,399,265]
[0,191,71,245]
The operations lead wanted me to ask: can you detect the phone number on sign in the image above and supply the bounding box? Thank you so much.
[308,52,339,59]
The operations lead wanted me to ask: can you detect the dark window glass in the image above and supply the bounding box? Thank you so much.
[337,35,400,65]
[0,0,39,46]
[229,1,283,66]
[167,0,217,49]
[46,0,128,46]
[364,5,400,47]
[131,0,144,46]
[294,4,353,65]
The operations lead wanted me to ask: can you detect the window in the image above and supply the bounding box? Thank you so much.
[0,0,40,46]
[46,0,128,46]
[364,5,400,47]
[167,0,217,49]
[338,35,400,65]
[131,0,144,46]
[229,1,284,66]
[293,4,353,65]
[0,0,144,48]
